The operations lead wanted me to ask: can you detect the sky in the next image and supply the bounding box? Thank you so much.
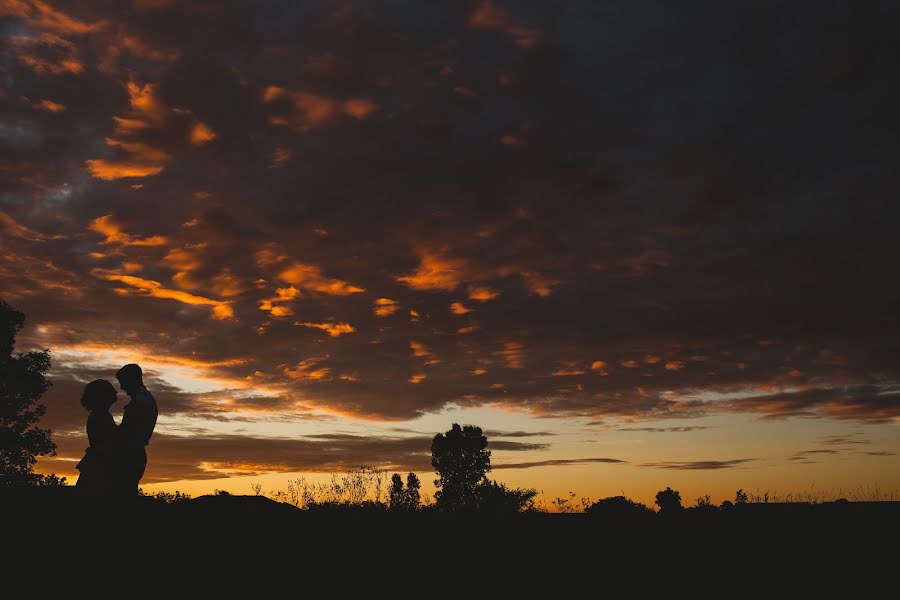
[2,0,899,506]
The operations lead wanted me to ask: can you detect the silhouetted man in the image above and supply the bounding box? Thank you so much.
[115,364,158,496]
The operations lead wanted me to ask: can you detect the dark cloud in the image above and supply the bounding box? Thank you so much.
[616,426,716,433]
[492,457,625,470]
[640,459,757,470]
[2,0,899,429]
[787,449,840,462]
[818,434,870,446]
[484,429,557,438]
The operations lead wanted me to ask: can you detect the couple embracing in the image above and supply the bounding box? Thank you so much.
[75,363,158,497]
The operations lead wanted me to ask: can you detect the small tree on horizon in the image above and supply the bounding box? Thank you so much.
[655,487,683,515]
[388,472,422,510]
[431,423,491,511]
[0,299,59,487]
[405,473,421,509]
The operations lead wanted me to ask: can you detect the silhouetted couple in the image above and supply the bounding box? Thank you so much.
[75,364,158,497]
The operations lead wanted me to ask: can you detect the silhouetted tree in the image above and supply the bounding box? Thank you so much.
[388,472,421,511]
[389,473,404,507]
[655,487,683,515]
[735,489,748,504]
[431,423,491,511]
[0,300,57,487]
[585,495,653,518]
[477,480,537,513]
[405,472,421,509]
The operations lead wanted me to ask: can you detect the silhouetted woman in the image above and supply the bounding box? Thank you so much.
[75,379,118,495]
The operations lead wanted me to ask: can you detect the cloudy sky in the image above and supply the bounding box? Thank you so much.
[2,0,898,504]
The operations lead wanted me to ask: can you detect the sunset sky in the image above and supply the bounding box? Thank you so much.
[2,0,898,505]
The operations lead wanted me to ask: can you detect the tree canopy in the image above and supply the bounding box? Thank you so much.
[0,299,56,486]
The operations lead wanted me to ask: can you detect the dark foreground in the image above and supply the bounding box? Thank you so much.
[4,488,898,587]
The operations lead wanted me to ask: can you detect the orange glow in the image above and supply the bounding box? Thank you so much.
[410,341,439,365]
[278,262,364,295]
[374,297,399,317]
[644,355,661,364]
[590,360,607,371]
[499,341,524,369]
[621,360,639,368]
[263,86,377,131]
[92,268,233,319]
[396,251,464,291]
[4,0,99,34]
[342,98,376,119]
[409,373,426,384]
[259,286,300,316]
[298,321,355,337]
[189,121,216,145]
[35,99,65,113]
[85,139,171,180]
[89,214,167,246]
[450,302,472,315]
[284,357,330,380]
[523,271,558,297]
[468,1,543,50]
[472,368,487,375]
[665,361,685,371]
[468,285,499,301]
[270,147,292,168]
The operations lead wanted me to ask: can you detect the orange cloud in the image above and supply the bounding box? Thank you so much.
[259,286,300,317]
[284,357,330,380]
[0,211,56,241]
[468,0,543,49]
[35,99,65,113]
[644,354,661,365]
[85,139,171,180]
[468,285,499,301]
[89,214,167,246]
[409,373,426,384]
[523,271,559,297]
[621,360,639,368]
[499,341,524,369]
[472,368,487,375]
[665,361,685,371]
[396,251,464,291]
[374,297,399,317]
[209,270,245,298]
[3,0,99,34]
[189,121,216,146]
[262,86,376,132]
[92,269,233,319]
[278,262,364,295]
[410,341,439,365]
[552,369,585,376]
[590,360,607,371]
[270,147,292,168]
[450,302,472,315]
[298,322,355,337]
[457,325,479,334]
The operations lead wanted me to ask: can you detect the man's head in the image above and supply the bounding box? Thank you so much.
[116,363,143,395]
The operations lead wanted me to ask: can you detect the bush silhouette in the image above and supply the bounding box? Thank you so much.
[0,299,58,487]
[655,487,683,515]
[477,480,537,513]
[586,495,653,518]
[431,423,491,511]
